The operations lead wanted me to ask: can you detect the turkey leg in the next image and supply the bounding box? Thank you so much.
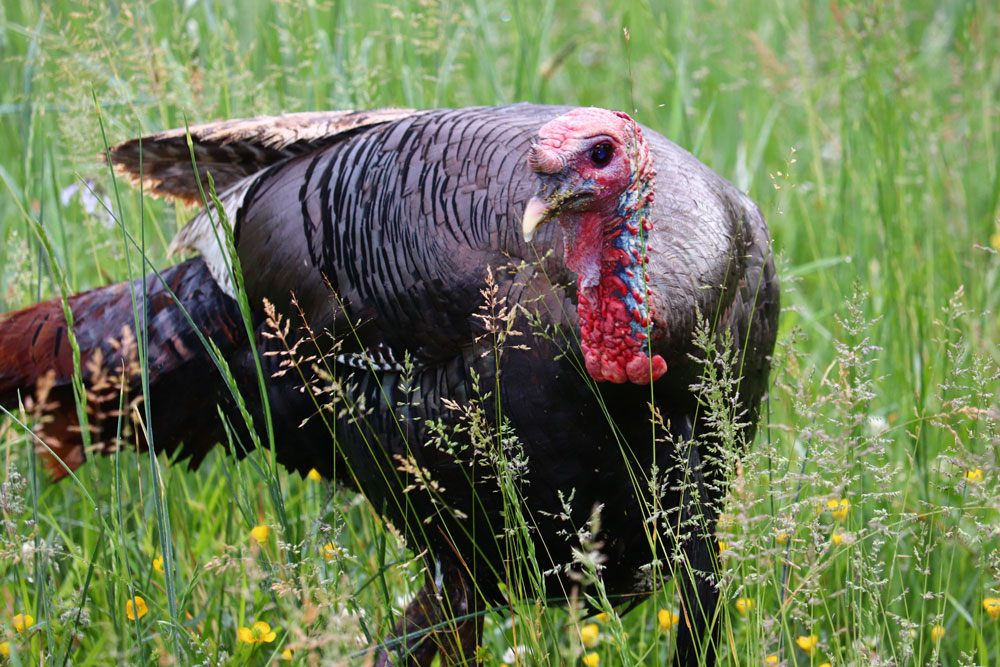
[669,433,720,667]
[375,555,482,666]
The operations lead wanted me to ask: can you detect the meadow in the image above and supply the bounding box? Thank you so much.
[1,0,999,664]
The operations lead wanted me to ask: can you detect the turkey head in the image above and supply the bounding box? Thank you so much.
[522,108,666,385]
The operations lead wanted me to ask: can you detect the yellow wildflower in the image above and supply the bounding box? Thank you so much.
[307,468,322,482]
[966,469,983,483]
[930,625,945,642]
[831,532,844,547]
[580,623,600,647]
[827,498,849,521]
[595,612,609,624]
[764,656,778,665]
[718,541,729,555]
[250,524,271,543]
[320,542,347,561]
[818,663,831,667]
[775,531,789,544]
[983,597,1000,621]
[582,652,599,667]
[281,647,295,660]
[795,634,818,654]
[735,598,755,615]
[238,620,277,644]
[12,613,34,634]
[657,609,679,631]
[153,556,164,574]
[126,596,148,621]
[0,641,9,658]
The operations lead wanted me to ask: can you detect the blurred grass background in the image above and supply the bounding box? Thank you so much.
[0,0,998,665]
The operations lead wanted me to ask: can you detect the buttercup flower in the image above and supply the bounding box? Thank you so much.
[250,524,271,543]
[983,598,1000,621]
[966,469,983,483]
[582,651,599,667]
[764,656,778,665]
[281,647,295,660]
[153,556,164,574]
[307,468,322,482]
[580,623,599,647]
[126,596,148,621]
[322,542,342,561]
[831,532,844,547]
[718,541,729,555]
[775,531,789,544]
[595,612,609,624]
[657,609,679,631]
[12,614,34,634]
[828,498,849,521]
[795,634,818,654]
[238,621,277,644]
[0,641,9,658]
[930,625,945,642]
[735,598,755,615]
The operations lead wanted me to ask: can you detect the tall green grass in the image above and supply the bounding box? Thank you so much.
[1,0,998,664]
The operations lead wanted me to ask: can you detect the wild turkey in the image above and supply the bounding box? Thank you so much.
[0,104,778,665]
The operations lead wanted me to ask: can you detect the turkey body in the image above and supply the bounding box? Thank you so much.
[0,104,778,665]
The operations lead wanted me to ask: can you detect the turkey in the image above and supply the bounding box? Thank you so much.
[0,104,778,665]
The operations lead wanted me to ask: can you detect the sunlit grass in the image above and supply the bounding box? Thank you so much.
[1,0,999,664]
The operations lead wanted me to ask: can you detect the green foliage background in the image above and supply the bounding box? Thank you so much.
[0,0,998,665]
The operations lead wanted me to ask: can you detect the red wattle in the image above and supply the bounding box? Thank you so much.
[550,115,659,387]
[577,279,667,385]
[625,353,668,385]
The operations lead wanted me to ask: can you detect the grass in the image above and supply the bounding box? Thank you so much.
[1,0,999,664]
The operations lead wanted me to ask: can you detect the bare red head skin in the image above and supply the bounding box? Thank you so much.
[523,108,667,385]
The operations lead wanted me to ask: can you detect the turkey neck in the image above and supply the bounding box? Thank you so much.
[566,145,666,386]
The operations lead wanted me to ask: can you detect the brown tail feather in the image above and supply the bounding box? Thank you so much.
[0,258,246,478]
[107,109,423,205]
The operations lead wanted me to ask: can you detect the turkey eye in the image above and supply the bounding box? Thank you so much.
[589,143,613,167]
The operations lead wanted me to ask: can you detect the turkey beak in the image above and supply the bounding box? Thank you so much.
[522,183,593,242]
[521,176,595,243]
[521,196,551,243]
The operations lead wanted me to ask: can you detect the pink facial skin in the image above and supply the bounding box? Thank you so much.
[529,108,666,385]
